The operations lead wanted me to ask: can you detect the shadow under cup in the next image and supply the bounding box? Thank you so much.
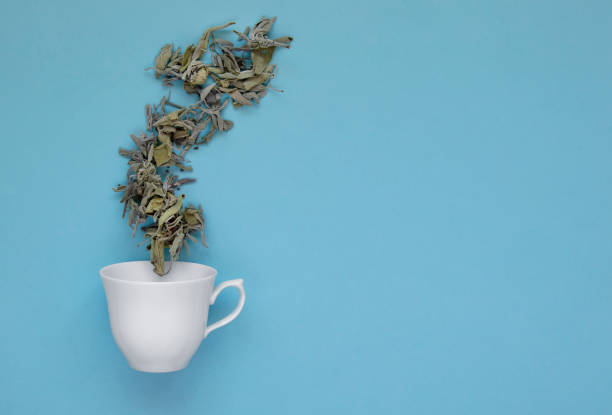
[100,261,229,372]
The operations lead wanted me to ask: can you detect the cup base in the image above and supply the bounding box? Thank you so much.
[128,362,190,373]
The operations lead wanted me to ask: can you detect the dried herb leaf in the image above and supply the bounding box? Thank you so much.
[155,44,173,75]
[145,197,164,214]
[153,143,172,166]
[242,73,270,90]
[252,47,275,74]
[180,45,195,72]
[116,16,293,275]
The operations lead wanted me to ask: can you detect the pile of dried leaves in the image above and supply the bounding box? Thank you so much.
[114,17,292,275]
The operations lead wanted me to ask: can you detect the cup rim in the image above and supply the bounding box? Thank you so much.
[99,260,217,285]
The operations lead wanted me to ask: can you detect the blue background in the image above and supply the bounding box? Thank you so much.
[1,0,611,413]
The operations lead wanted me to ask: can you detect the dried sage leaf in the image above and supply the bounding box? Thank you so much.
[116,16,293,275]
[252,47,275,74]
[155,44,173,75]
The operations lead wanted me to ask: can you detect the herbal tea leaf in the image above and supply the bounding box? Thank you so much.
[115,16,293,275]
[154,44,173,76]
[252,47,275,74]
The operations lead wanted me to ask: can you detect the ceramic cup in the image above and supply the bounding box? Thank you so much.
[100,261,245,372]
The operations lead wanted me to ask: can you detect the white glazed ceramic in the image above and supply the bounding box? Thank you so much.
[100,261,245,373]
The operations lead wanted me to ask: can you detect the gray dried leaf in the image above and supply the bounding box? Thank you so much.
[118,16,293,275]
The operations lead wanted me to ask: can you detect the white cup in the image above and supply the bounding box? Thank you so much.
[100,261,245,372]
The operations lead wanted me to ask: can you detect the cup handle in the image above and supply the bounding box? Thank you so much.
[204,279,246,338]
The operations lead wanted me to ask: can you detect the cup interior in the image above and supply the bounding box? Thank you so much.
[100,261,216,284]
